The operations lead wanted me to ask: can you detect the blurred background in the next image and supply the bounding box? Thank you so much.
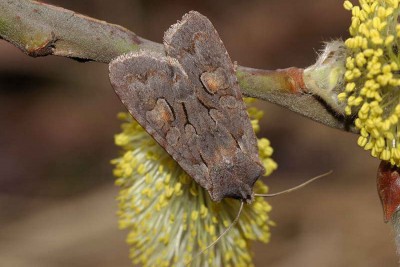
[0,0,396,266]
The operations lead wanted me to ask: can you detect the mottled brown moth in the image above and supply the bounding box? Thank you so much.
[109,11,264,203]
[109,10,330,206]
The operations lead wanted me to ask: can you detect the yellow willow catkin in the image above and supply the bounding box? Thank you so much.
[340,0,400,165]
[112,99,277,267]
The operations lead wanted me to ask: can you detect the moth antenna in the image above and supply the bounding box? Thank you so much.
[254,170,332,198]
[186,200,244,266]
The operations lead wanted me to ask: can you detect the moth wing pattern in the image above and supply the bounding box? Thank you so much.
[109,52,211,192]
[109,11,265,202]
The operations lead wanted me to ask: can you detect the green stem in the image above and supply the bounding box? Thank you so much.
[237,66,357,132]
[0,0,163,62]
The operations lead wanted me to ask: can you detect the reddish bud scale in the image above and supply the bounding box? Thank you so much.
[284,67,306,94]
[377,161,400,223]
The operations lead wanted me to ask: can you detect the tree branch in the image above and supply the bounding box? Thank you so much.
[0,0,355,133]
[0,0,163,62]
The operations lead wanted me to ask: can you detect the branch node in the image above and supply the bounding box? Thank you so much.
[26,31,57,57]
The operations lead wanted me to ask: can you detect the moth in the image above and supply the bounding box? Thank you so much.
[109,11,264,203]
[109,11,330,258]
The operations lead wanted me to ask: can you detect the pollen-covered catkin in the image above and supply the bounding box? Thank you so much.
[341,0,400,166]
[112,99,277,267]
